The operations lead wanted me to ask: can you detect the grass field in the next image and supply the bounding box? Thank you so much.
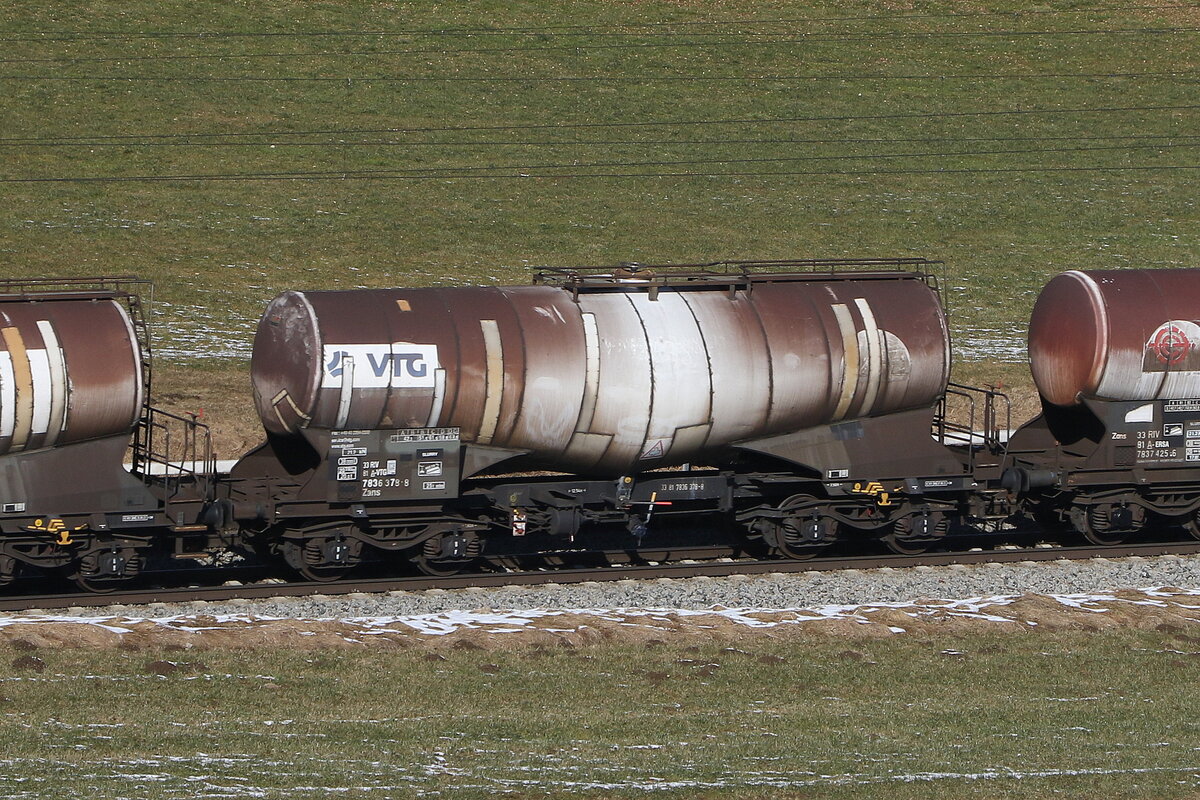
[2,631,1200,798]
[1,7,1198,793]
[2,1,1196,385]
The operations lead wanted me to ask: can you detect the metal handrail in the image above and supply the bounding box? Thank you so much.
[935,382,1012,461]
[533,258,944,304]
[131,407,217,502]
[0,275,150,298]
[534,258,942,285]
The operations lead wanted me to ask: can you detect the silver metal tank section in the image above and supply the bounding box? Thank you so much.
[1029,269,1200,406]
[0,295,143,455]
[251,266,950,475]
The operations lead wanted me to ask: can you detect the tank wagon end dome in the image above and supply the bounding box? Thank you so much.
[251,291,322,436]
[1030,268,1200,407]
[1028,270,1109,406]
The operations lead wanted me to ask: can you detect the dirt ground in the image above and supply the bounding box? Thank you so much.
[153,364,263,461]
[2,589,1198,652]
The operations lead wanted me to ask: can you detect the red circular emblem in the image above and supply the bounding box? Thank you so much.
[1150,323,1191,364]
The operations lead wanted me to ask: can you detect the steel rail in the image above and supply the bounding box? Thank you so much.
[4,540,1200,613]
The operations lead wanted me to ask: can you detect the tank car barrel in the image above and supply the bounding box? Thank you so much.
[251,270,951,476]
[0,297,143,454]
[1030,269,1200,406]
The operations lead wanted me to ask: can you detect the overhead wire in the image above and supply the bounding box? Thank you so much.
[3,164,1198,183]
[2,70,1196,82]
[3,102,1194,142]
[3,133,1196,148]
[4,140,1197,183]
[4,9,1194,185]
[1,4,1196,42]
[2,26,1198,62]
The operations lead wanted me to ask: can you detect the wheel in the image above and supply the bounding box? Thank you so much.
[774,538,825,561]
[880,513,946,555]
[880,533,929,556]
[1181,511,1200,541]
[1077,504,1139,546]
[0,554,17,587]
[280,536,359,582]
[1080,524,1127,547]
[769,494,836,560]
[412,555,469,577]
[411,532,480,576]
[70,547,140,592]
[70,574,122,594]
[295,564,351,583]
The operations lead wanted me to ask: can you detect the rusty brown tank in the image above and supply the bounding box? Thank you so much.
[251,262,951,475]
[0,290,144,455]
[1029,269,1200,407]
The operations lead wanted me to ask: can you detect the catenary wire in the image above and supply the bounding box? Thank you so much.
[2,164,1197,183]
[4,141,1198,183]
[1,6,1196,42]
[1,102,1193,142]
[2,29,1199,62]
[3,133,1196,148]
[8,141,1196,169]
[2,70,1196,82]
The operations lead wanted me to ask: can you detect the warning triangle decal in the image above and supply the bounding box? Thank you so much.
[640,439,666,460]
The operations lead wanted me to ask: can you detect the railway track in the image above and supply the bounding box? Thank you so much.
[4,539,1200,613]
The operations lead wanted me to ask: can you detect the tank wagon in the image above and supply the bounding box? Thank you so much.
[6,262,1200,593]
[0,277,216,588]
[1005,269,1200,544]
[226,259,1011,578]
[251,263,951,473]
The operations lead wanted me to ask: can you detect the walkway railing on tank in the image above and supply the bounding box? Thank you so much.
[130,407,217,503]
[533,258,944,300]
[0,275,149,298]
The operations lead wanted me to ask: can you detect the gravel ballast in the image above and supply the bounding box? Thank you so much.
[40,553,1200,620]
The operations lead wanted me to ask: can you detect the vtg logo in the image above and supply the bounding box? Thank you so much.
[321,344,439,389]
[326,349,429,379]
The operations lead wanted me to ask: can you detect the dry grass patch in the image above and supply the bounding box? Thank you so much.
[2,626,1200,798]
[7,589,1200,652]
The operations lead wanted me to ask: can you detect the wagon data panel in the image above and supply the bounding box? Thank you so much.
[323,427,461,502]
[1107,401,1200,467]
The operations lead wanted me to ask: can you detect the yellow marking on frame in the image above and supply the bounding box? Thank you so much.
[396,299,412,312]
[25,517,87,544]
[851,480,895,507]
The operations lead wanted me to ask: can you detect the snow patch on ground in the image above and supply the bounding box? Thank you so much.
[3,588,1200,650]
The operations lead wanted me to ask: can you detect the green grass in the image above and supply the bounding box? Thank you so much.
[1,0,1196,383]
[1,9,1197,794]
[3,632,1200,797]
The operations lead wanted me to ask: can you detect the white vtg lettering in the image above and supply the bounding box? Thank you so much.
[321,344,439,389]
[327,350,428,379]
